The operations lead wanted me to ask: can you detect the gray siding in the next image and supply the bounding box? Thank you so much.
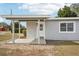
[45,21,79,40]
[27,20,79,40]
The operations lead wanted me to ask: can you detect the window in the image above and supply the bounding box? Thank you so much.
[40,36,44,39]
[67,23,73,31]
[59,21,75,33]
[60,23,66,31]
[40,24,43,31]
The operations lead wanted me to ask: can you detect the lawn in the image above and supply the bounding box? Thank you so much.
[0,32,12,42]
[0,33,79,56]
[0,31,20,42]
[0,41,79,56]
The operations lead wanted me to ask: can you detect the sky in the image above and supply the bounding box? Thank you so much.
[0,3,71,26]
[0,3,71,16]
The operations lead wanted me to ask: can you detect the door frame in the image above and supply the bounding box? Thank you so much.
[36,20,45,40]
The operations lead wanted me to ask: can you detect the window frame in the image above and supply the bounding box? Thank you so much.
[59,21,76,33]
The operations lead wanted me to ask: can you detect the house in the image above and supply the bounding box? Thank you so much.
[0,25,5,31]
[1,15,79,44]
[0,22,9,31]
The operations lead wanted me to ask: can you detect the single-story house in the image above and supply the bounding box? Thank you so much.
[1,15,79,44]
[0,23,9,31]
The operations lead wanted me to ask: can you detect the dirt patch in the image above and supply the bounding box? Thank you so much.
[0,32,12,41]
[54,45,79,56]
[0,43,79,56]
[0,44,54,56]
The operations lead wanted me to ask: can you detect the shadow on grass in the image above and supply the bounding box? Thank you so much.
[46,40,79,45]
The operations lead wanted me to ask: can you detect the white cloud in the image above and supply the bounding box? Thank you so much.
[19,3,71,15]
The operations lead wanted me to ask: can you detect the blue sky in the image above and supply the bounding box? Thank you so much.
[0,3,30,15]
[0,3,71,15]
[0,3,71,26]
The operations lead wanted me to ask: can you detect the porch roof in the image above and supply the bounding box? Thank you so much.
[48,17,79,21]
[1,15,79,21]
[1,15,50,21]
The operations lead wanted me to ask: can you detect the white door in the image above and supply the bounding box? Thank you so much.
[39,22,45,39]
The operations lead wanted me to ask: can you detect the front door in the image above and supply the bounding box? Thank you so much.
[39,22,45,39]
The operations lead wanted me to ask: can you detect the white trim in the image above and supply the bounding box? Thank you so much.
[59,21,76,33]
[37,19,40,44]
[26,21,27,39]
[2,15,79,19]
[2,15,50,19]
[12,20,15,43]
[19,21,20,39]
[49,17,79,20]
[44,19,45,40]
[36,19,46,44]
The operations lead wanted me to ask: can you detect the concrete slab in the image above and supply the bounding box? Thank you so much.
[8,39,34,43]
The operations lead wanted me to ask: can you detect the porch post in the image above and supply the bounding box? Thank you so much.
[37,19,40,44]
[12,20,15,43]
[19,21,20,39]
[26,21,27,39]
[44,19,46,44]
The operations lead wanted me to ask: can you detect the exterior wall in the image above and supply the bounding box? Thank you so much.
[27,20,79,40]
[27,21,37,39]
[45,20,79,40]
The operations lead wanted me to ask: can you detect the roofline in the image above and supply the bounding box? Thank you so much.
[1,15,51,20]
[1,15,50,17]
[48,17,79,20]
[1,15,79,20]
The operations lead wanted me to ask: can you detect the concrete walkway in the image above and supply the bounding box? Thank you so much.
[31,39,46,44]
[8,38,34,44]
[8,38,46,44]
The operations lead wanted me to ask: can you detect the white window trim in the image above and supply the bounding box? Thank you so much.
[59,21,76,33]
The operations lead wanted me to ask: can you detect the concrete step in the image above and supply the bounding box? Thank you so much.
[31,39,46,44]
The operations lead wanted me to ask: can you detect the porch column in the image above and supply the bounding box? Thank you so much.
[37,19,40,44]
[26,21,27,39]
[44,19,45,40]
[19,21,20,39]
[12,20,15,43]
[44,19,46,44]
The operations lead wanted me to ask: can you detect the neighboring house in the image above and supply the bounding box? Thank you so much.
[0,23,9,31]
[1,15,79,44]
[0,25,5,31]
[0,24,7,31]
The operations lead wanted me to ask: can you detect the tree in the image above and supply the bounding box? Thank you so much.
[58,6,77,17]
[70,3,79,16]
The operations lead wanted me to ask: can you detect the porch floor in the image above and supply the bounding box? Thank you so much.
[7,38,46,44]
[8,39,34,44]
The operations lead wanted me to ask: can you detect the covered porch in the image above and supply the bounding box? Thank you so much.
[2,15,49,44]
